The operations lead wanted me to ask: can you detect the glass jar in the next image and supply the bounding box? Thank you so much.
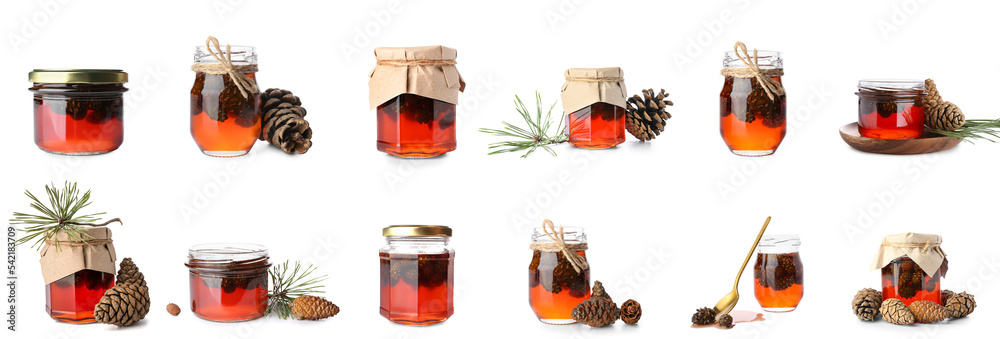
[882,256,943,305]
[185,243,271,322]
[190,45,261,157]
[753,235,803,312]
[46,269,115,323]
[720,50,786,156]
[528,226,590,324]
[42,227,117,323]
[567,103,626,149]
[29,69,128,155]
[379,225,454,325]
[376,94,457,158]
[856,80,925,140]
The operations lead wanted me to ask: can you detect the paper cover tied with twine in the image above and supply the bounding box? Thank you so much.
[368,45,466,109]
[870,232,948,277]
[560,67,627,115]
[39,227,117,285]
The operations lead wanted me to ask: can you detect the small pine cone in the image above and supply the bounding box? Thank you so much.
[591,280,612,303]
[290,296,340,320]
[946,291,976,318]
[94,284,150,327]
[572,298,620,327]
[879,298,914,325]
[116,258,146,288]
[924,79,943,111]
[719,314,734,328]
[625,88,673,141]
[926,101,965,132]
[851,288,882,322]
[691,307,717,325]
[620,299,641,325]
[909,300,949,323]
[260,88,313,154]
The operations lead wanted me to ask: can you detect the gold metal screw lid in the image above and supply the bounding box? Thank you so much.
[383,225,452,237]
[29,69,128,84]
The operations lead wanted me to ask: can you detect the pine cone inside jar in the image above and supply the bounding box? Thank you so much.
[851,288,882,322]
[93,284,151,327]
[624,88,673,141]
[691,307,717,325]
[946,291,976,318]
[620,299,641,325]
[116,258,146,288]
[260,88,313,154]
[572,297,620,327]
[909,300,949,323]
[290,295,340,320]
[879,298,915,325]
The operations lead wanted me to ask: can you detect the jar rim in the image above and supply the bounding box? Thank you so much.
[723,50,782,69]
[29,69,128,84]
[758,234,801,247]
[188,243,268,259]
[383,225,452,237]
[858,79,924,91]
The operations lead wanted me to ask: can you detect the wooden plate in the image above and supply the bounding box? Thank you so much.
[839,123,961,155]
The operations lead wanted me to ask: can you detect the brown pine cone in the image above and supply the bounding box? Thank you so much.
[260,88,313,154]
[851,288,882,322]
[591,280,612,303]
[625,88,673,141]
[924,79,943,110]
[572,297,619,327]
[93,284,150,327]
[290,296,340,320]
[719,314,734,328]
[910,300,949,323]
[880,298,914,325]
[620,299,641,324]
[946,291,976,318]
[691,307,717,325]
[116,258,146,288]
[926,101,965,132]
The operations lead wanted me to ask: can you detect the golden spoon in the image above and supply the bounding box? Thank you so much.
[713,216,771,319]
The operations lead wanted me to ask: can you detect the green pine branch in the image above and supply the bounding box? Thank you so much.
[930,119,1000,144]
[9,182,121,251]
[480,92,567,158]
[266,260,328,319]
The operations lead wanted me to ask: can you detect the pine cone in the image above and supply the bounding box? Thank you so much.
[691,307,717,325]
[851,288,882,322]
[880,298,915,325]
[620,299,641,325]
[926,101,965,132]
[260,88,313,154]
[116,258,146,288]
[910,300,949,323]
[924,79,943,111]
[946,291,976,318]
[591,280,612,303]
[290,296,340,320]
[719,314,734,328]
[94,284,150,327]
[572,297,619,327]
[941,289,954,304]
[625,88,673,141]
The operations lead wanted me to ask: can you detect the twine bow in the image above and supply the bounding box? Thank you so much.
[533,219,589,273]
[564,77,625,83]
[723,41,785,101]
[191,36,259,99]
[376,59,457,67]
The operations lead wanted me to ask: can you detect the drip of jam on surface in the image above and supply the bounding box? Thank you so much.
[46,269,115,323]
[379,252,454,325]
[377,94,457,158]
[566,102,625,149]
[190,72,261,156]
[753,252,803,312]
[720,76,786,156]
[528,250,590,324]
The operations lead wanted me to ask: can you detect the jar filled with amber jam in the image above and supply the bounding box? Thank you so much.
[29,69,128,155]
[190,40,261,157]
[856,80,926,140]
[42,228,116,323]
[380,225,455,325]
[720,44,786,156]
[185,243,271,322]
[873,233,947,306]
[753,235,803,312]
[528,223,590,324]
[561,67,627,149]
[370,46,465,158]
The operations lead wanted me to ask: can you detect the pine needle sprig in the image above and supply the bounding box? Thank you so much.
[266,260,328,319]
[931,119,1000,144]
[479,92,568,158]
[10,182,121,251]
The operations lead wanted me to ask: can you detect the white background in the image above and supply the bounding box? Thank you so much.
[2,0,997,338]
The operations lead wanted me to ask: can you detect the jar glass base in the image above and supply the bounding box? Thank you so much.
[761,307,796,313]
[380,309,452,326]
[38,147,117,156]
[568,139,624,149]
[378,141,455,158]
[537,318,577,325]
[47,308,97,323]
[192,313,264,323]
[201,150,251,157]
[731,150,776,157]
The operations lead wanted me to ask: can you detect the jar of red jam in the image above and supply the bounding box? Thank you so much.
[186,243,271,322]
[528,223,590,324]
[753,235,803,312]
[856,80,926,140]
[561,67,627,149]
[871,233,947,306]
[720,44,786,156]
[29,69,128,155]
[380,225,454,325]
[190,39,261,157]
[369,46,465,158]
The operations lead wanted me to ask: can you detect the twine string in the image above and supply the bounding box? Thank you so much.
[191,36,258,98]
[376,59,457,67]
[564,77,625,83]
[535,219,589,273]
[723,41,785,101]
